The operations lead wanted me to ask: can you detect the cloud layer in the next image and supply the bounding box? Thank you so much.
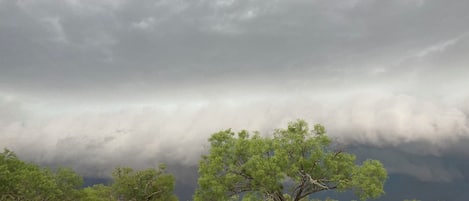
[2,92,469,182]
[1,0,469,93]
[1,0,469,188]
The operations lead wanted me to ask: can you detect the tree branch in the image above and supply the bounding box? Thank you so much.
[293,175,307,201]
[295,171,338,200]
[146,190,161,200]
[299,186,338,200]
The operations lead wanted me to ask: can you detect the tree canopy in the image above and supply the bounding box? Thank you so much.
[0,149,178,201]
[0,149,84,201]
[111,164,178,201]
[194,120,387,201]
[80,165,180,201]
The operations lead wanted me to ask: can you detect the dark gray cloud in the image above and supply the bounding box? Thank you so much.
[1,1,469,199]
[1,0,468,95]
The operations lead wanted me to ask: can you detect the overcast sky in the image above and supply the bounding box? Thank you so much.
[1,0,469,197]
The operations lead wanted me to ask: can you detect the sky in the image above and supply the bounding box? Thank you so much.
[1,0,469,200]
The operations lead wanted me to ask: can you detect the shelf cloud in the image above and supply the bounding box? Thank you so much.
[1,1,469,198]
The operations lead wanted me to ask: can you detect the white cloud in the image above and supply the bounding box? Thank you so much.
[213,0,235,8]
[238,8,258,20]
[335,94,465,144]
[415,38,460,58]
[132,17,157,30]
[2,92,469,179]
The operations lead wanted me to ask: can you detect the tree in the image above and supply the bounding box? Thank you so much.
[1,149,179,201]
[1,148,57,200]
[111,164,178,201]
[194,120,387,201]
[0,149,24,200]
[54,167,85,200]
[83,184,112,201]
[0,149,84,201]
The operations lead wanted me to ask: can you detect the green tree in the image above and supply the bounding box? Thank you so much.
[0,149,23,200]
[194,120,387,201]
[111,164,178,201]
[54,167,85,200]
[1,149,56,200]
[0,149,84,201]
[83,184,113,201]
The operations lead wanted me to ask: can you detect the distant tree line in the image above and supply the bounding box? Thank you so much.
[1,119,425,201]
[0,148,176,201]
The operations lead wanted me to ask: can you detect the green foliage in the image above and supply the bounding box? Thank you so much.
[0,148,84,201]
[54,167,85,200]
[82,165,180,201]
[1,149,179,201]
[194,120,387,201]
[83,184,112,201]
[111,164,178,201]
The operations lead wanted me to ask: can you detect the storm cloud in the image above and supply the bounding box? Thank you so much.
[1,0,469,199]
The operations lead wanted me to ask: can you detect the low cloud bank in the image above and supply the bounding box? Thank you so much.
[1,92,469,182]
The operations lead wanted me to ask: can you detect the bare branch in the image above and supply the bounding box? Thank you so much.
[145,190,161,200]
